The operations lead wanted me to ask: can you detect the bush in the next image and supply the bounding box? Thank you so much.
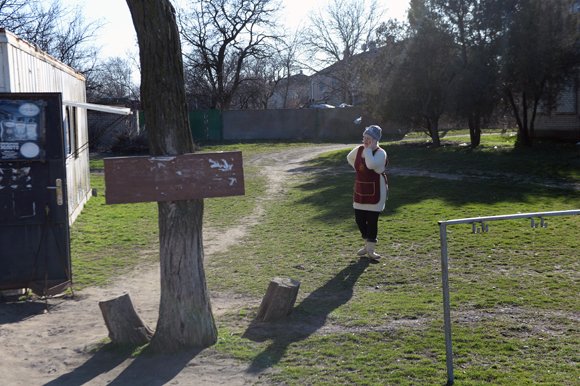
[110,131,149,154]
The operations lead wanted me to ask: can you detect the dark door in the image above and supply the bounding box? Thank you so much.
[0,93,71,296]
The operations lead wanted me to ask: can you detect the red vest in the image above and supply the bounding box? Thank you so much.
[353,146,387,205]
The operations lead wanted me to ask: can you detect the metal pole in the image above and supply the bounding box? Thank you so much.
[439,222,454,385]
[437,209,578,385]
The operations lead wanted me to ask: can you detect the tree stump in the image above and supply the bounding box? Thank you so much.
[255,277,300,322]
[98,293,153,345]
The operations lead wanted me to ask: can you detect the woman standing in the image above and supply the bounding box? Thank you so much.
[346,125,389,259]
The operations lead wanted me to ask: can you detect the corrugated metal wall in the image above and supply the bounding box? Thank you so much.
[0,29,90,224]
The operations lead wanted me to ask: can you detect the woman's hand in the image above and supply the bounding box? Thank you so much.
[362,135,375,149]
[364,139,378,149]
[363,135,374,149]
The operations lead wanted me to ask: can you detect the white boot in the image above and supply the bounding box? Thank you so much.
[366,241,381,259]
[356,245,367,256]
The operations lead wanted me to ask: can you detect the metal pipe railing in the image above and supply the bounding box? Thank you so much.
[438,209,580,385]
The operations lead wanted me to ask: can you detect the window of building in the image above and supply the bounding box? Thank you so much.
[63,106,78,157]
[555,84,577,114]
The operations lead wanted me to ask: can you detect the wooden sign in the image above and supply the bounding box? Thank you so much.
[104,151,244,204]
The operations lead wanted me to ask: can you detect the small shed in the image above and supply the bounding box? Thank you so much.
[0,28,92,223]
[0,29,129,295]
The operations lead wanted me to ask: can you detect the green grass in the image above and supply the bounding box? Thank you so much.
[72,137,579,384]
[388,139,577,181]
[75,144,272,288]
[69,174,158,288]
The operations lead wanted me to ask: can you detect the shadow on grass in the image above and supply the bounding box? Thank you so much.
[242,258,371,374]
[44,343,200,386]
[292,150,579,225]
[381,140,580,182]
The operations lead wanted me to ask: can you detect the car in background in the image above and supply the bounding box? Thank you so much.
[309,103,335,109]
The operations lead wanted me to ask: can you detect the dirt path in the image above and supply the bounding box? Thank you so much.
[0,144,353,386]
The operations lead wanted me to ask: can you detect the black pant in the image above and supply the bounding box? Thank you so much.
[354,209,380,243]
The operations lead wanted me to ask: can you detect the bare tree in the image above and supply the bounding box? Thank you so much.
[305,0,382,64]
[230,36,306,110]
[303,0,383,104]
[0,0,102,81]
[46,7,100,72]
[231,53,281,109]
[183,64,215,109]
[88,56,140,101]
[276,29,306,108]
[126,0,217,351]
[178,0,281,110]
[0,0,37,33]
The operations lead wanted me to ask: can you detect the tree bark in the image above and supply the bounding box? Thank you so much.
[99,293,153,345]
[154,199,217,349]
[507,89,531,147]
[255,277,300,322]
[427,118,441,147]
[126,0,217,351]
[468,113,481,148]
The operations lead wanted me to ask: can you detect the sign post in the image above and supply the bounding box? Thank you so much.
[103,151,244,204]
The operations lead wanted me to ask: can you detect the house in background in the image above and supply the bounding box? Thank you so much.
[309,43,381,107]
[268,72,311,109]
[535,83,580,141]
[515,0,580,142]
[269,44,382,109]
[308,61,361,107]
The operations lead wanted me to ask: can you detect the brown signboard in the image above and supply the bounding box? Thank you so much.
[104,151,244,204]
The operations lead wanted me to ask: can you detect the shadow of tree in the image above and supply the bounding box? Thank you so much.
[106,348,201,386]
[43,343,132,386]
[292,158,578,225]
[44,344,201,386]
[242,258,371,374]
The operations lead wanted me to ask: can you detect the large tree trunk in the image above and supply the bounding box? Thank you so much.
[126,0,217,351]
[468,113,481,148]
[506,89,532,147]
[155,199,216,350]
[427,117,441,147]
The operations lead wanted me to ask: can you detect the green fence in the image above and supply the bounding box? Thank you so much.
[189,109,222,142]
[138,110,223,143]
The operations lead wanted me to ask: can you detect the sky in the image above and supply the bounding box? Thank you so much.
[60,0,410,60]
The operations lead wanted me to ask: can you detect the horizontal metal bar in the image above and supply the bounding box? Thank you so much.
[62,100,132,115]
[438,209,580,226]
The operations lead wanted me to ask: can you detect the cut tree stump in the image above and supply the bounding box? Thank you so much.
[98,293,153,345]
[255,277,300,322]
